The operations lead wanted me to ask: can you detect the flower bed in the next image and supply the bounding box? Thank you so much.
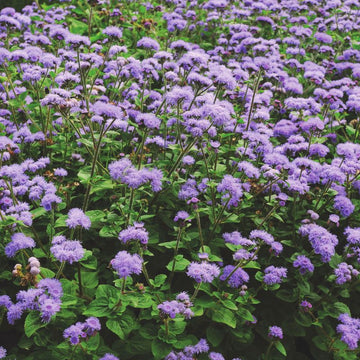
[0,0,360,359]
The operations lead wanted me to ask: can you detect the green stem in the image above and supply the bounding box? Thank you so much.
[168,227,183,289]
[56,261,66,279]
[245,70,263,131]
[121,277,126,294]
[191,282,202,302]
[264,342,274,360]
[167,139,197,178]
[126,188,135,226]
[210,198,231,238]
[224,245,262,283]
[77,263,83,297]
[82,124,105,212]
[165,318,169,337]
[195,210,205,253]
[257,205,280,229]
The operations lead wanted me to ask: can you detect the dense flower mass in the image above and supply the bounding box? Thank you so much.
[0,278,62,324]
[268,326,283,340]
[263,266,287,285]
[1,0,360,358]
[186,262,220,283]
[50,238,85,264]
[5,233,35,258]
[118,222,149,244]
[337,314,360,350]
[65,208,91,230]
[220,265,249,288]
[293,255,314,275]
[110,251,143,278]
[63,317,101,345]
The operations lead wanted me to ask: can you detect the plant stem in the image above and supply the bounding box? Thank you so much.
[257,204,280,229]
[126,188,135,226]
[195,209,205,253]
[77,263,83,297]
[82,124,105,212]
[191,282,202,302]
[264,342,274,360]
[245,70,263,131]
[121,277,126,294]
[168,227,183,289]
[56,261,66,279]
[165,318,169,337]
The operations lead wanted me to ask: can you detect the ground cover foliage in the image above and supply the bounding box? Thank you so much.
[1,0,360,359]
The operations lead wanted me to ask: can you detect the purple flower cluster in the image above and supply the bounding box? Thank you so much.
[249,229,283,255]
[300,300,312,312]
[118,222,149,244]
[220,265,249,288]
[99,354,119,360]
[50,237,85,264]
[0,278,62,324]
[263,266,287,285]
[334,263,359,285]
[5,232,35,258]
[186,261,220,283]
[65,208,91,230]
[158,292,193,319]
[299,224,338,263]
[63,317,101,345]
[165,339,209,360]
[110,251,143,279]
[293,255,314,275]
[337,313,360,350]
[109,158,162,192]
[268,326,283,340]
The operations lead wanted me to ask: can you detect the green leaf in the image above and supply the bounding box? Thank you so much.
[255,271,264,282]
[221,299,238,310]
[166,255,190,271]
[159,241,179,249]
[275,341,287,356]
[169,319,186,335]
[40,267,55,278]
[312,335,328,351]
[173,334,198,349]
[237,307,255,322]
[24,312,46,337]
[139,324,157,339]
[149,274,167,288]
[77,270,98,289]
[80,250,97,270]
[90,180,114,194]
[106,319,125,339]
[242,261,261,269]
[295,312,313,327]
[69,19,88,35]
[151,339,172,360]
[326,302,351,318]
[78,167,92,184]
[96,284,120,299]
[82,332,100,351]
[276,289,298,303]
[99,225,118,238]
[211,307,236,328]
[85,210,105,227]
[125,293,153,309]
[329,254,343,269]
[206,326,225,346]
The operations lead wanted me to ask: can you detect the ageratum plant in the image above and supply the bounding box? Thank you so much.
[1,0,360,359]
